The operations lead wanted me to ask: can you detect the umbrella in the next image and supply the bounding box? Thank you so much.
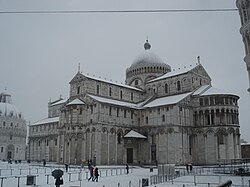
[52,169,64,178]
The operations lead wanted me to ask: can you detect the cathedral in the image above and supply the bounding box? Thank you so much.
[28,40,241,165]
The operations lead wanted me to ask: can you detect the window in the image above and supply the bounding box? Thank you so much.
[109,87,112,96]
[145,117,148,124]
[10,135,13,140]
[90,105,93,114]
[177,81,181,91]
[77,86,80,94]
[96,85,100,94]
[162,115,165,122]
[124,109,127,118]
[117,133,122,144]
[135,80,138,85]
[1,147,3,152]
[55,139,57,146]
[109,106,112,116]
[3,121,5,126]
[165,83,168,93]
[38,141,41,146]
[120,90,123,99]
[131,111,133,119]
[46,139,49,146]
[131,92,134,101]
[16,148,18,153]
[116,108,119,117]
[199,98,204,106]
[217,135,224,144]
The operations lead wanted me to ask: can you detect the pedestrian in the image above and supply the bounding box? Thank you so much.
[93,167,99,182]
[189,163,193,172]
[88,166,94,181]
[126,164,129,174]
[186,163,189,174]
[43,160,46,167]
[65,163,69,172]
[55,177,63,187]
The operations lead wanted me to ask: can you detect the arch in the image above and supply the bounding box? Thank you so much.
[91,127,96,132]
[167,128,174,134]
[206,128,215,134]
[227,127,235,134]
[215,127,227,136]
[102,127,108,133]
[110,128,116,134]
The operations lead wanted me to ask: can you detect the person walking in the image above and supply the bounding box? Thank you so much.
[93,167,99,182]
[88,166,94,181]
[65,163,69,172]
[126,164,129,174]
[186,163,189,174]
[55,177,63,187]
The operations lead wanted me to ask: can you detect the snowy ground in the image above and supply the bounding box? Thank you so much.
[0,161,250,187]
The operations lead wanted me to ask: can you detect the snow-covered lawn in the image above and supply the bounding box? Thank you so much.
[0,161,250,187]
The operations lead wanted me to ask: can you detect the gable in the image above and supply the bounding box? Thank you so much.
[69,72,86,84]
[189,64,211,81]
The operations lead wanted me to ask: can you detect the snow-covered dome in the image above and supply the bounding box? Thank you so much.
[130,40,170,69]
[125,40,171,87]
[0,92,22,118]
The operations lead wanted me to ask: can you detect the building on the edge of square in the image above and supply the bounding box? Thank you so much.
[28,40,241,165]
[236,0,250,92]
[0,91,27,161]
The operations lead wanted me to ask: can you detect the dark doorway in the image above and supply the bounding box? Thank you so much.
[7,151,12,159]
[127,148,133,163]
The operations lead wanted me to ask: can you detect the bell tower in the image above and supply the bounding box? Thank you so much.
[236,0,250,92]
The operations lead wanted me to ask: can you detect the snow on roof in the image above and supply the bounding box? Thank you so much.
[66,98,85,106]
[142,92,191,108]
[124,130,147,139]
[148,64,198,83]
[84,74,143,92]
[50,98,67,106]
[193,85,238,97]
[31,116,59,126]
[87,94,138,109]
[192,85,211,96]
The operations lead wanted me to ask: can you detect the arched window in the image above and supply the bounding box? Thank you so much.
[164,83,168,93]
[96,85,100,94]
[177,81,181,91]
[117,133,122,144]
[162,115,165,122]
[109,87,112,96]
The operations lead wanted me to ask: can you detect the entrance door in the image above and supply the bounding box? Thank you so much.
[127,148,133,164]
[7,151,12,160]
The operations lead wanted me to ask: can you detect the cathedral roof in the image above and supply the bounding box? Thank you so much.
[148,63,200,83]
[31,116,59,126]
[87,94,138,108]
[0,91,22,119]
[192,85,238,97]
[141,92,192,108]
[66,98,85,106]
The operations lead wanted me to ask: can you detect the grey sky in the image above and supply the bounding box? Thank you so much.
[0,0,249,141]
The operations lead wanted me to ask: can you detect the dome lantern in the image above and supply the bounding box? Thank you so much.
[144,40,151,50]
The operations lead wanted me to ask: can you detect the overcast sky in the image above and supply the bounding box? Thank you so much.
[0,0,249,141]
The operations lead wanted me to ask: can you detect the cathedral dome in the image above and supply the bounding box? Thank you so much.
[0,92,22,119]
[125,40,171,87]
[130,40,168,69]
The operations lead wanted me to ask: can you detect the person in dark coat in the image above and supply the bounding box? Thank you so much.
[126,164,129,174]
[88,166,94,181]
[65,163,69,172]
[55,177,63,187]
[93,167,99,182]
[186,163,189,174]
[189,163,193,172]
